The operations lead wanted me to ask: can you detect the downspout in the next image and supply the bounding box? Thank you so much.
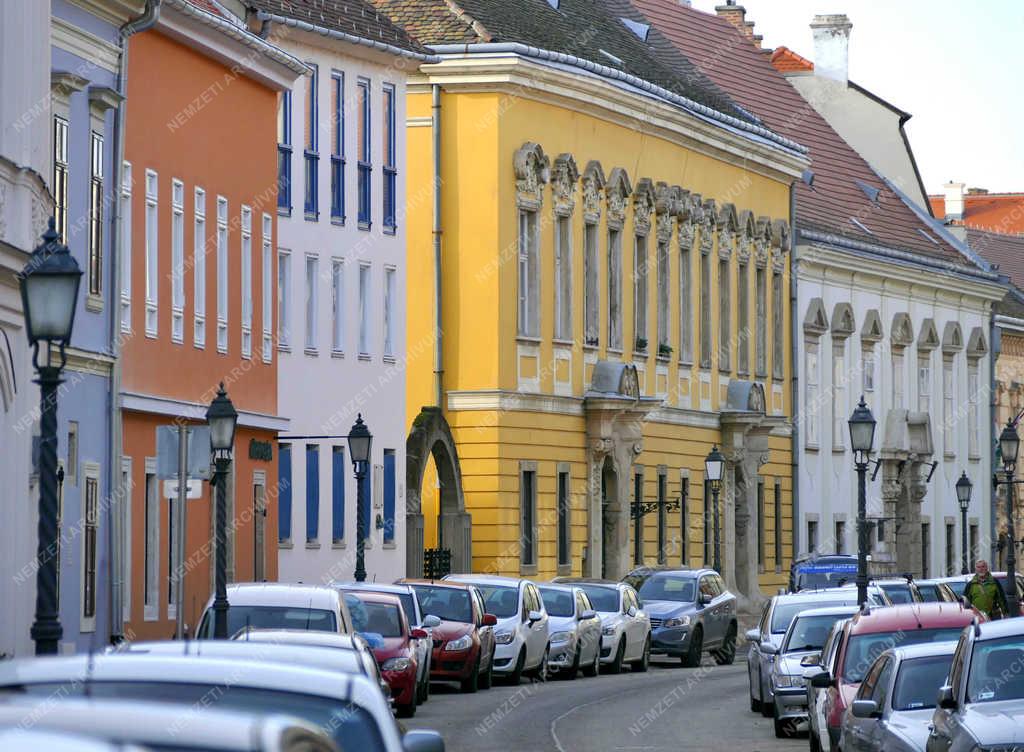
[109,0,161,644]
[432,84,443,409]
[789,184,800,563]
[991,313,1000,565]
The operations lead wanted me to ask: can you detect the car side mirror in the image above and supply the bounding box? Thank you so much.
[851,699,880,719]
[760,642,778,656]
[810,670,833,688]
[528,610,543,624]
[745,628,760,643]
[700,593,713,606]
[800,653,821,667]
[422,615,441,629]
[403,729,446,752]
[627,606,638,617]
[410,628,428,640]
[937,685,958,710]
[482,613,498,627]
[580,610,597,621]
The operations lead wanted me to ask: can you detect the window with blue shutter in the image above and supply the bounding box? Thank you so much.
[362,465,372,541]
[383,450,395,542]
[278,444,292,542]
[332,446,345,543]
[306,444,319,543]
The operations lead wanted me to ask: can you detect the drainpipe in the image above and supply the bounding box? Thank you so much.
[108,0,161,644]
[432,84,443,409]
[789,184,800,563]
[991,313,1000,565]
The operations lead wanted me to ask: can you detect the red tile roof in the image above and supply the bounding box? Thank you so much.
[965,228,1024,291]
[631,0,969,266]
[769,45,813,73]
[929,193,1024,235]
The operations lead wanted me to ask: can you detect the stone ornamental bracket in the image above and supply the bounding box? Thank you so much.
[581,160,606,223]
[655,182,680,245]
[514,141,550,211]
[755,216,772,269]
[738,209,755,263]
[699,198,717,255]
[633,178,656,237]
[606,167,633,230]
[551,152,579,217]
[717,202,738,260]
[677,191,698,250]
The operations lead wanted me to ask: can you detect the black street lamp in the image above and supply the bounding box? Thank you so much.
[20,219,82,655]
[206,382,238,639]
[848,396,876,609]
[348,414,373,582]
[956,472,973,576]
[999,420,1020,618]
[705,445,725,573]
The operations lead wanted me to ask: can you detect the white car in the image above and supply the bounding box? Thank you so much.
[551,578,651,673]
[0,652,444,752]
[196,582,354,637]
[538,583,603,679]
[444,574,550,682]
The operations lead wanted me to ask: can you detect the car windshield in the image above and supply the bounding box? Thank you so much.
[474,585,520,618]
[637,576,696,603]
[878,583,915,604]
[579,586,619,613]
[783,614,848,653]
[967,635,1024,703]
[796,565,857,590]
[539,588,575,617]
[350,590,416,625]
[892,654,955,711]
[357,602,403,637]
[843,629,966,682]
[946,580,967,597]
[917,584,940,602]
[771,601,851,634]
[409,586,472,623]
[199,605,336,638]
[2,681,383,750]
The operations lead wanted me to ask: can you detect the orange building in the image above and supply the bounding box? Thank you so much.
[118,0,305,640]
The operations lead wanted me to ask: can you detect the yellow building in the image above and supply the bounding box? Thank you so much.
[376,0,810,607]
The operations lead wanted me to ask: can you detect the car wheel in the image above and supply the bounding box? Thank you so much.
[396,695,417,719]
[565,645,581,680]
[773,714,789,739]
[681,627,703,668]
[714,624,737,666]
[608,638,626,674]
[809,728,822,752]
[582,646,600,678]
[507,648,526,685]
[749,691,761,713]
[631,636,650,672]
[760,684,773,717]
[460,655,480,694]
[530,647,549,682]
[480,649,494,690]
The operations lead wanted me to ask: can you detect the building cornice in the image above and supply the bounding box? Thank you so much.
[121,390,290,431]
[51,16,122,73]
[67,0,148,26]
[995,315,1024,334]
[60,346,115,377]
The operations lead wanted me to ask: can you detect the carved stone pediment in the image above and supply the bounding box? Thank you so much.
[633,178,656,237]
[655,182,678,245]
[551,153,580,217]
[699,198,717,255]
[581,160,606,223]
[606,167,632,230]
[513,142,550,210]
[717,202,738,259]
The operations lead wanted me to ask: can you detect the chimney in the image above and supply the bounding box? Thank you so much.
[810,14,852,85]
[716,2,754,41]
[944,182,966,222]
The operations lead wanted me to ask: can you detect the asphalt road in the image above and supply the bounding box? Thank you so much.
[407,653,807,752]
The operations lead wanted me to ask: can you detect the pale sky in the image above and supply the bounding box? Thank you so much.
[688,0,1024,195]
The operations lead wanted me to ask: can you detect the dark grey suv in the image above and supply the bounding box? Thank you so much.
[622,566,737,666]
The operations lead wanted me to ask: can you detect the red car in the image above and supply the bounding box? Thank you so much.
[399,579,497,693]
[810,602,982,752]
[347,591,426,718]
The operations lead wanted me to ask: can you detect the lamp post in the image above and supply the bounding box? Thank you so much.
[956,472,973,576]
[20,219,82,655]
[206,383,238,639]
[705,445,725,573]
[999,420,1021,618]
[848,396,877,609]
[348,414,373,582]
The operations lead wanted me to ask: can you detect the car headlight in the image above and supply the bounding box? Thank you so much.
[602,624,617,636]
[494,630,515,645]
[549,631,574,643]
[663,615,692,628]
[773,674,805,689]
[444,634,473,651]
[382,657,412,671]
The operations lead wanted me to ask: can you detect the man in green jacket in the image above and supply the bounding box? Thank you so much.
[963,560,1009,620]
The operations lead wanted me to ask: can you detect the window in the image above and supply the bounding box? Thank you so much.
[680,241,692,362]
[382,84,396,232]
[331,260,344,354]
[756,266,767,375]
[216,197,228,352]
[66,421,78,486]
[144,170,158,337]
[330,72,345,222]
[171,179,184,342]
[88,132,104,297]
[359,264,371,355]
[304,254,318,352]
[332,447,345,544]
[774,480,783,573]
[520,468,537,568]
[703,479,712,565]
[893,351,906,409]
[805,343,820,446]
[518,211,539,337]
[279,444,292,543]
[53,116,69,241]
[306,444,319,543]
[634,469,644,565]
[241,206,253,358]
[608,228,622,349]
[968,363,980,456]
[807,519,819,553]
[144,471,159,618]
[718,258,730,371]
[194,188,206,347]
[943,359,954,453]
[555,216,572,340]
[680,477,689,564]
[757,479,765,570]
[918,355,931,414]
[384,267,396,358]
[261,213,273,362]
[633,235,648,352]
[700,250,711,368]
[862,347,876,392]
[357,78,371,228]
[657,242,669,354]
[946,522,956,576]
[278,251,291,350]
[834,519,846,555]
[120,162,133,332]
[584,223,599,346]
[772,269,783,379]
[657,470,667,564]
[304,63,319,219]
[832,343,847,449]
[83,474,98,622]
[737,259,749,374]
[361,464,373,542]
[383,449,396,543]
[921,523,931,578]
[277,90,292,212]
[557,470,570,569]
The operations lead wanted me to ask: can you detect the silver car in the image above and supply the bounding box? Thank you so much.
[551,578,651,673]
[538,583,603,678]
[927,618,1024,752]
[807,616,854,752]
[841,642,957,752]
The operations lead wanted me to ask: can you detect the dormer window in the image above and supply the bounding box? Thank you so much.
[620,18,650,41]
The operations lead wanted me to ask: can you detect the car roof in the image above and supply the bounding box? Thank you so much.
[551,577,624,589]
[348,591,404,607]
[332,581,415,596]
[444,574,525,586]
[229,628,365,650]
[114,639,367,675]
[976,617,1024,641]
[538,583,581,595]
[891,641,961,662]
[221,582,342,609]
[0,726,123,752]
[400,578,476,591]
[931,575,971,584]
[873,578,915,585]
[774,590,859,606]
[849,602,977,634]
[638,568,703,579]
[790,605,861,619]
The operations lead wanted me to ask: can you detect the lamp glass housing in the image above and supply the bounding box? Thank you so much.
[19,219,82,348]
[705,445,725,491]
[206,384,238,453]
[955,472,972,511]
[348,414,373,465]
[848,396,877,455]
[1000,421,1020,474]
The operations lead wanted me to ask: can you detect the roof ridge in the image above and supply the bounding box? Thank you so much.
[441,0,492,41]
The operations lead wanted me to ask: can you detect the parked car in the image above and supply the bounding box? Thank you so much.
[195,583,353,638]
[927,617,1024,752]
[337,592,425,718]
[333,581,441,704]
[789,554,859,592]
[872,577,924,604]
[444,574,550,683]
[929,575,971,599]
[805,603,981,752]
[551,577,651,674]
[807,616,854,752]
[0,653,444,752]
[0,698,339,752]
[0,726,125,752]
[914,579,959,603]
[747,589,861,716]
[767,605,859,737]
[624,566,733,668]
[992,570,1024,604]
[841,641,957,752]
[399,578,496,693]
[538,583,603,679]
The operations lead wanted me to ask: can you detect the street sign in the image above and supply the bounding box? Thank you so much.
[156,425,212,480]
[162,478,203,499]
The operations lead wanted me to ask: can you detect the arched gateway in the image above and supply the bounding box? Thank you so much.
[405,407,472,577]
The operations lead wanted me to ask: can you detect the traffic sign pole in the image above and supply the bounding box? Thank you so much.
[175,424,188,640]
